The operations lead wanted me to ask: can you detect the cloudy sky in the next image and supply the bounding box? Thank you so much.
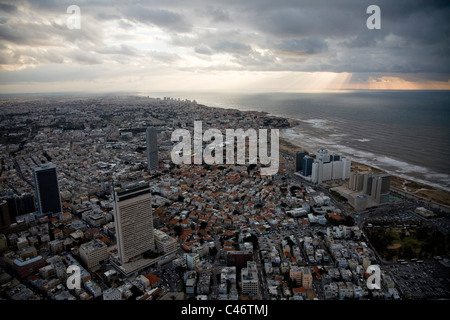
[0,0,449,93]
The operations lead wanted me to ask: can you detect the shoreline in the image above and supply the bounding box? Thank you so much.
[278,136,450,209]
[219,108,450,209]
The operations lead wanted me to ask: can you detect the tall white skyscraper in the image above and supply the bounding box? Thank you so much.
[146,127,158,171]
[309,149,351,184]
[113,183,154,264]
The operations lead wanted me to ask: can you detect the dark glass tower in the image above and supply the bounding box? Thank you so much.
[33,163,62,215]
[146,127,159,171]
[295,151,308,172]
[302,156,314,176]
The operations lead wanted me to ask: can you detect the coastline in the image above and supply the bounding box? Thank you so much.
[224,108,450,209]
[278,135,450,209]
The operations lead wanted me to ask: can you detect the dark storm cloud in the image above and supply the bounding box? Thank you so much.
[203,6,231,22]
[0,0,449,84]
[274,38,328,56]
[123,5,192,33]
[96,44,140,57]
[211,41,252,55]
[194,45,213,55]
[0,3,17,13]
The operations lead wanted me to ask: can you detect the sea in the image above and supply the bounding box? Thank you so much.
[143,90,450,192]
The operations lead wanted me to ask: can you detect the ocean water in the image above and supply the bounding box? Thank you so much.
[145,90,450,192]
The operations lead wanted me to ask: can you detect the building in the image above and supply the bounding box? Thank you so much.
[302,156,314,176]
[351,172,391,206]
[49,239,63,254]
[226,250,253,267]
[79,239,109,271]
[0,200,10,230]
[241,261,259,296]
[336,171,391,211]
[113,183,155,264]
[295,151,308,172]
[146,127,159,171]
[368,174,391,204]
[103,288,122,300]
[5,194,36,221]
[185,253,200,270]
[13,256,46,278]
[349,171,367,192]
[298,149,350,184]
[290,267,303,285]
[33,163,62,215]
[353,194,369,212]
[154,229,178,255]
[0,233,7,251]
[84,280,102,298]
[186,277,196,296]
[302,267,313,289]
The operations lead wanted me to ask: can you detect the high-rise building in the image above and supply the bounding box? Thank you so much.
[341,157,351,180]
[295,151,308,172]
[363,174,373,195]
[330,154,340,162]
[146,127,159,171]
[302,156,314,176]
[316,148,330,162]
[6,194,36,219]
[113,183,154,264]
[32,163,62,215]
[371,174,391,204]
[349,172,367,191]
[349,172,391,209]
[308,149,351,184]
[0,200,11,230]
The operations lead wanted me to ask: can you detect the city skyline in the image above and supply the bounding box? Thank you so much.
[0,0,449,310]
[0,95,449,304]
[0,1,449,94]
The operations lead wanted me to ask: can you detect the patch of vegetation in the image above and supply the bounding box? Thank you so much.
[329,189,347,202]
[365,226,450,260]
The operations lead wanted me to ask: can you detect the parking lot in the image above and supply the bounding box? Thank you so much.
[389,259,450,299]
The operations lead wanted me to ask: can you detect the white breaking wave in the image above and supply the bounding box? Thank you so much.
[280,128,450,192]
[302,118,332,130]
[374,156,430,174]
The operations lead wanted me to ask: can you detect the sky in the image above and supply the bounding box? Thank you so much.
[0,0,449,94]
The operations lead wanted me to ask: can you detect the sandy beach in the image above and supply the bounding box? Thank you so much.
[278,134,450,209]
